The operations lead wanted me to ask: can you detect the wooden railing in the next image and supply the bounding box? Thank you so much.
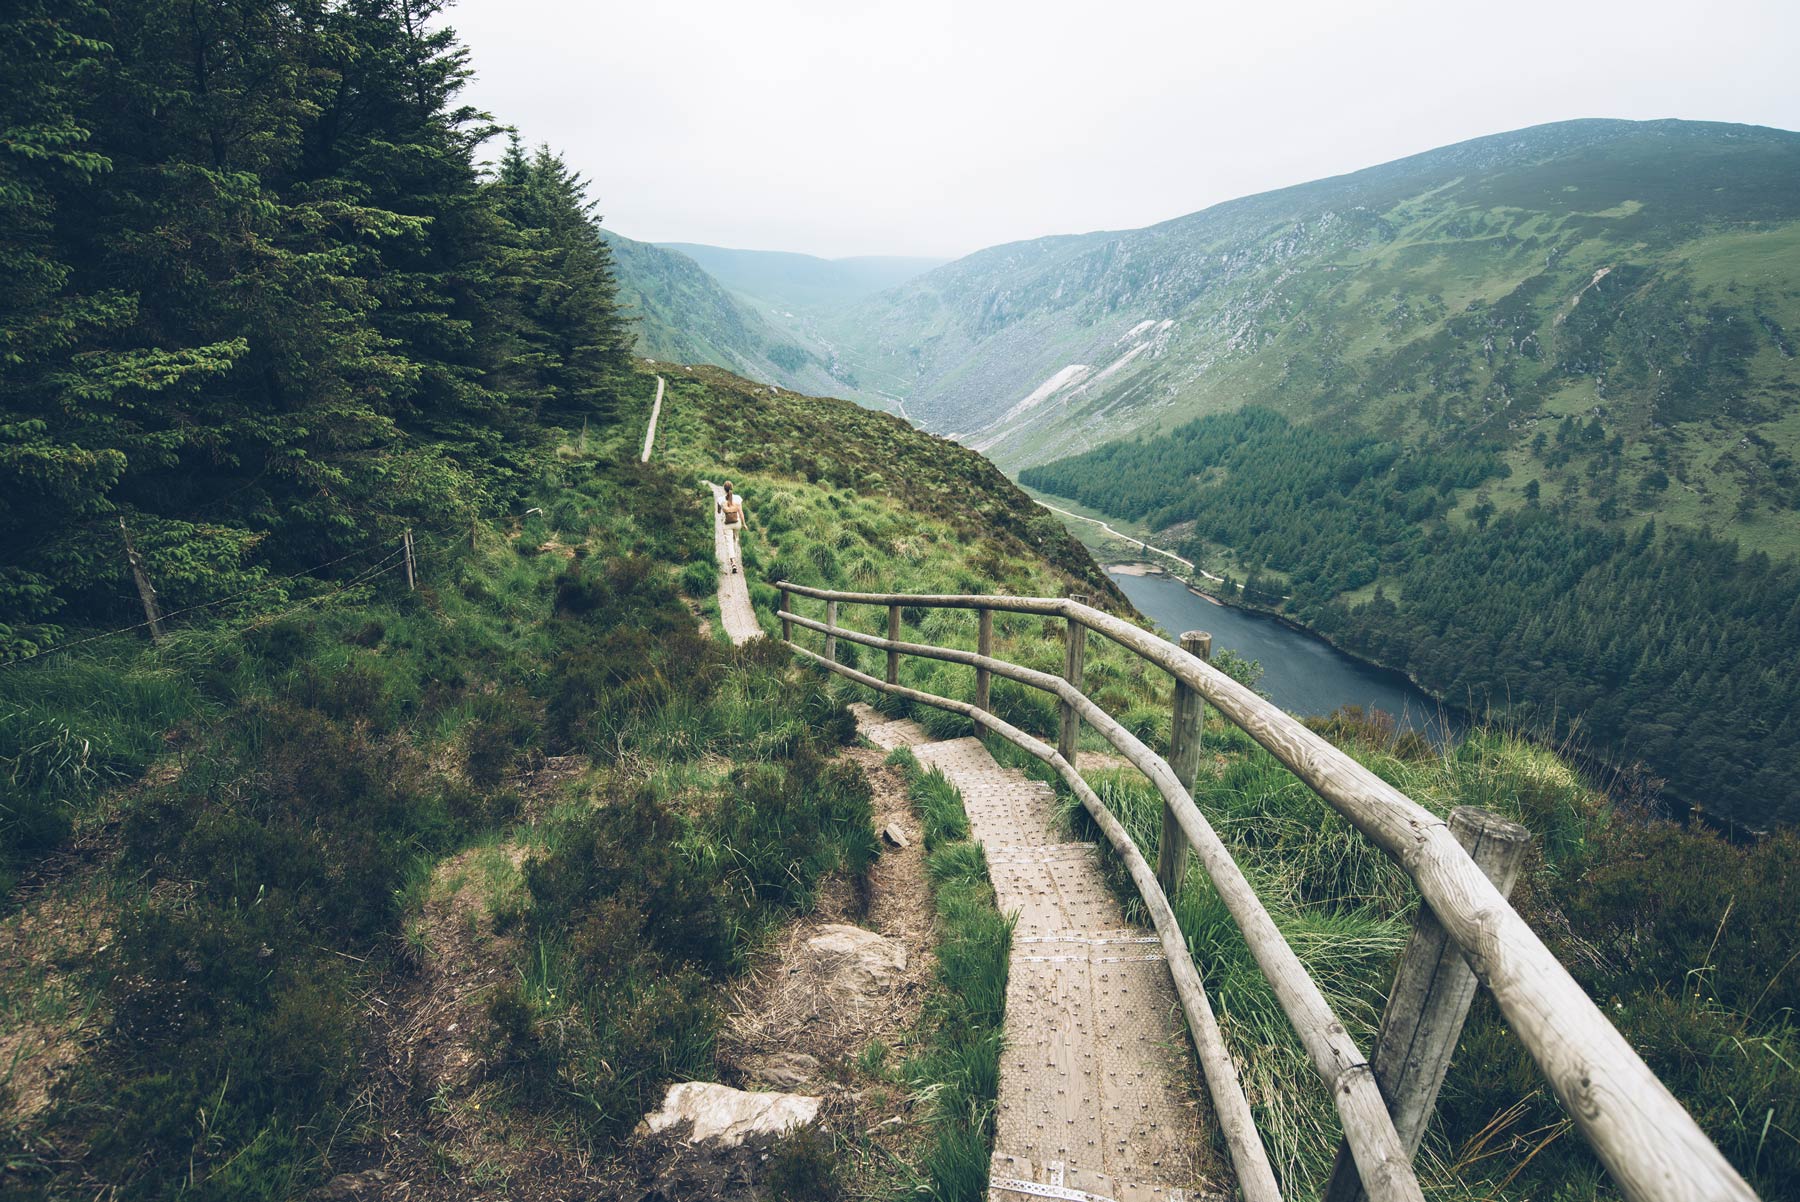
[771,581,1758,1202]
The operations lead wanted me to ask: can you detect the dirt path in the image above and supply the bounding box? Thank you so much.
[598,726,938,1202]
[716,742,934,1106]
[1034,500,1214,578]
[865,710,1229,1202]
[707,482,761,645]
[337,756,593,1201]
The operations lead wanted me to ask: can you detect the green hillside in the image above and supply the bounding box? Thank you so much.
[830,119,1800,545]
[657,242,944,315]
[2,7,1793,1201]
[599,229,845,394]
[800,118,1800,829]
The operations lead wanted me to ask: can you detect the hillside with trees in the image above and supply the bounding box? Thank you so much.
[1,0,634,659]
[1024,407,1800,829]
[824,120,1800,534]
[599,230,847,395]
[1,5,1793,1201]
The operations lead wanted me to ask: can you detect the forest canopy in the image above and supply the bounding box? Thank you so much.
[1023,407,1800,829]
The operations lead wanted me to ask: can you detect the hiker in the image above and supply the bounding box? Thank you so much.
[718,481,748,574]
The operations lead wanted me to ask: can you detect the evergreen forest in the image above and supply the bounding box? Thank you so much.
[2,0,631,660]
[1022,407,1800,829]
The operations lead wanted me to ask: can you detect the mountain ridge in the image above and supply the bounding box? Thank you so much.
[598,229,842,393]
[657,242,946,314]
[815,118,1800,532]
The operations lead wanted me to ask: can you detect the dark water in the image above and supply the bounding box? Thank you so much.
[1107,568,1459,743]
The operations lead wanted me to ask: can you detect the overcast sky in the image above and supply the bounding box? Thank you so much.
[447,0,1800,261]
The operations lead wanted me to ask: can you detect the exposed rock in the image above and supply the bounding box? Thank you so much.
[641,1081,820,1148]
[882,821,910,848]
[741,1050,820,1089]
[804,924,906,1000]
[311,1169,390,1199]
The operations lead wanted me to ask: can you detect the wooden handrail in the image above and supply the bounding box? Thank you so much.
[773,581,1758,1202]
[781,607,1409,1201]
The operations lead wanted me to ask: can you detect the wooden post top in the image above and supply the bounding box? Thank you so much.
[1447,806,1532,846]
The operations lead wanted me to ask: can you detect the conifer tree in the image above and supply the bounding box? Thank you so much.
[0,0,644,651]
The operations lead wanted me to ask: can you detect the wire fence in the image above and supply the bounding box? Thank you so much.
[0,506,550,673]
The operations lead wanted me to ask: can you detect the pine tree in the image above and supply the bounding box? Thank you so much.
[488,139,633,424]
[0,0,129,650]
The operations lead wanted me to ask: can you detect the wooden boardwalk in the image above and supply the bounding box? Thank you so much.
[639,374,665,463]
[852,705,1224,1202]
[709,482,761,645]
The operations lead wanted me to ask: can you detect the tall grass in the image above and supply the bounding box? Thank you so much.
[0,656,205,892]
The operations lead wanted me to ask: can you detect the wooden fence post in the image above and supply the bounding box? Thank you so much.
[1058,594,1089,766]
[779,585,791,644]
[1158,631,1211,898]
[825,599,838,663]
[975,606,993,715]
[117,517,164,644]
[403,528,416,590]
[886,604,901,685]
[1322,806,1533,1202]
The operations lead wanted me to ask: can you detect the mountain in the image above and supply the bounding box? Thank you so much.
[657,243,945,315]
[599,230,844,394]
[826,119,1800,544]
[982,120,1800,828]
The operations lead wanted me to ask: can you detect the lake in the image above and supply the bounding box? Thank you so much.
[1105,568,1458,743]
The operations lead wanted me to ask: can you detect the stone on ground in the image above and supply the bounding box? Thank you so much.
[641,1081,821,1147]
[805,923,907,999]
[740,1050,821,1089]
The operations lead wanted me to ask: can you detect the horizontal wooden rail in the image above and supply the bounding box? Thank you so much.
[774,582,1758,1202]
[781,608,1411,1201]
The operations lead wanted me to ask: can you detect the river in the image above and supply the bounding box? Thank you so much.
[1106,568,1459,744]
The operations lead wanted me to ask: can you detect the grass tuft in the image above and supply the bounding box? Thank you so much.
[897,756,1012,1202]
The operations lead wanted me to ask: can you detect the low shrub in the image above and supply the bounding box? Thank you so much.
[81,687,467,1197]
[681,557,718,598]
[714,749,877,911]
[464,689,542,787]
[763,1125,844,1201]
[497,711,877,1140]
[526,785,734,976]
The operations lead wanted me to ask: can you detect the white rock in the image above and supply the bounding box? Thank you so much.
[805,924,907,997]
[641,1081,820,1147]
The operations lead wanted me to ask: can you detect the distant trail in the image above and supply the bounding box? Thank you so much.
[706,482,761,645]
[1035,501,1224,581]
[640,375,666,463]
